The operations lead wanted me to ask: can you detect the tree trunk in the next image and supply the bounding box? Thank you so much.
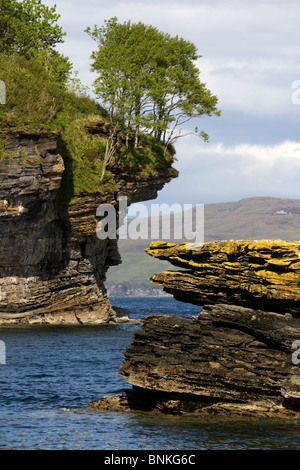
[100,129,119,183]
[134,97,141,149]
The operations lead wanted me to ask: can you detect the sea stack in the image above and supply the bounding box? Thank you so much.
[89,239,300,417]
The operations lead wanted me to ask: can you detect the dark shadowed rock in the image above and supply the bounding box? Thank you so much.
[0,132,176,324]
[88,304,300,417]
[89,238,300,417]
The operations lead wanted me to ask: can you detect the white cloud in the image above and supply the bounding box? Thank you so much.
[151,138,300,205]
[207,141,300,162]
[199,55,300,116]
[41,0,300,115]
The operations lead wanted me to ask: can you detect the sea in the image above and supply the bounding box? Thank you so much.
[0,296,300,451]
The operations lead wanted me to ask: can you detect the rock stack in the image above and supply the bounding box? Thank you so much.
[145,239,300,314]
[89,239,300,417]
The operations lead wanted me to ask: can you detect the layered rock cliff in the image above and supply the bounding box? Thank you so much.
[89,239,300,417]
[0,131,176,324]
[145,239,300,314]
[114,305,300,417]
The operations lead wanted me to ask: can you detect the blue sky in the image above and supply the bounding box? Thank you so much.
[42,0,300,207]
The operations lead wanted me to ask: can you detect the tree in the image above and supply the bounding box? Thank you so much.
[86,17,220,174]
[0,0,71,82]
[0,0,65,55]
[86,18,170,179]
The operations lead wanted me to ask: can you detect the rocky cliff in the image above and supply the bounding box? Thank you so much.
[145,239,300,314]
[114,305,300,417]
[88,239,300,417]
[0,131,176,324]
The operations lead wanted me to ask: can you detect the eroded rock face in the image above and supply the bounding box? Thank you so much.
[88,239,300,417]
[114,304,300,417]
[0,132,176,324]
[145,240,300,314]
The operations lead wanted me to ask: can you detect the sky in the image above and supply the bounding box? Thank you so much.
[42,0,300,209]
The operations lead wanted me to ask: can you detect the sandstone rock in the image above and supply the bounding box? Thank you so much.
[110,304,300,417]
[88,394,130,412]
[145,239,300,314]
[0,132,176,324]
[88,240,300,417]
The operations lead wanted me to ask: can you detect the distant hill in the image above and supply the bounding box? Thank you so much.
[204,196,300,241]
[106,196,300,295]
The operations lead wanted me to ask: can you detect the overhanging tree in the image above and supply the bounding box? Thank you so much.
[86,17,220,180]
[86,18,166,180]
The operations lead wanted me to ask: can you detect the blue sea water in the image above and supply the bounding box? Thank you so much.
[0,296,300,450]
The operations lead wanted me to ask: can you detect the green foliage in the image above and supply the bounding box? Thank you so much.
[0,0,65,56]
[116,134,173,174]
[0,46,108,132]
[86,17,220,151]
[0,0,73,130]
[0,0,71,83]
[0,49,169,208]
[54,115,117,209]
[0,53,66,130]
[0,51,115,204]
[0,5,182,207]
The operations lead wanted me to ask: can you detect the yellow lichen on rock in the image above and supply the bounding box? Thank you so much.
[146,239,300,314]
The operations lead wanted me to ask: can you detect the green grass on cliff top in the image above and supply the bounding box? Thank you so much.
[0,53,113,201]
[0,53,173,208]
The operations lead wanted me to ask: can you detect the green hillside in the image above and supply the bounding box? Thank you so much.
[204,196,300,241]
[106,196,300,290]
[106,252,171,285]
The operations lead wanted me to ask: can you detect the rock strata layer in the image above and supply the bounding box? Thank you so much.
[145,239,300,314]
[0,131,176,324]
[89,304,300,417]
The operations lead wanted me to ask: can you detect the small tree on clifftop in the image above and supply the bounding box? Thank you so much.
[86,17,220,180]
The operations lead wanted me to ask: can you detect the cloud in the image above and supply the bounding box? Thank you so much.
[199,57,298,116]
[207,141,300,162]
[44,0,300,117]
[150,138,300,205]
